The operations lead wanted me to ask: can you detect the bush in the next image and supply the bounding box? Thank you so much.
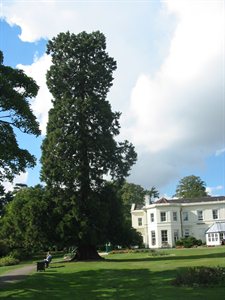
[172,266,225,287]
[0,255,20,267]
[175,236,202,248]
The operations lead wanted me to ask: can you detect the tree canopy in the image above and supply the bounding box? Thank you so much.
[174,175,209,198]
[0,185,52,255]
[41,31,137,259]
[0,50,40,187]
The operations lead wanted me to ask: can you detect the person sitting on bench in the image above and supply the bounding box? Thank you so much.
[44,251,52,268]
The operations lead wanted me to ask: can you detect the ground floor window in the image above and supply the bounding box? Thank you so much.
[184,229,190,238]
[208,233,218,242]
[151,231,156,246]
[161,230,168,243]
[173,230,179,243]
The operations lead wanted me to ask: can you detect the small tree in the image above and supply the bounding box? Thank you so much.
[174,175,209,198]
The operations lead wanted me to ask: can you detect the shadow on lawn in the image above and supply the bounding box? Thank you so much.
[1,266,223,300]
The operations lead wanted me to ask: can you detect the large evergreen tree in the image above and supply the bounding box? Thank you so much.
[41,31,137,259]
[174,175,209,198]
[0,50,40,188]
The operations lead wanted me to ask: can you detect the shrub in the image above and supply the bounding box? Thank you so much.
[175,236,202,248]
[172,266,225,287]
[0,255,20,267]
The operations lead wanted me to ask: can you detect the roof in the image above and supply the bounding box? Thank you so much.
[154,197,170,204]
[206,222,225,233]
[167,196,225,204]
[132,196,225,210]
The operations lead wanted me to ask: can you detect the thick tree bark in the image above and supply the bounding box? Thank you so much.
[73,245,104,261]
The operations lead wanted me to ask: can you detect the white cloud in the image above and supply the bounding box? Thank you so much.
[17,54,53,135]
[126,0,225,189]
[2,172,28,192]
[216,148,225,156]
[206,185,223,196]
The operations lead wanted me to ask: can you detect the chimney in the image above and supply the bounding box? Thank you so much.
[144,194,150,206]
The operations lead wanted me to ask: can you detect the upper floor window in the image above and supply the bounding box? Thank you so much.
[212,209,218,220]
[138,217,143,226]
[197,210,203,221]
[183,212,188,221]
[173,211,178,221]
[150,213,154,222]
[160,212,166,222]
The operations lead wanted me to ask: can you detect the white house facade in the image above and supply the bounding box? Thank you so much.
[131,196,225,248]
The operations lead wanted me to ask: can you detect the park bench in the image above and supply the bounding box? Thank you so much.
[36,256,52,271]
[36,261,45,271]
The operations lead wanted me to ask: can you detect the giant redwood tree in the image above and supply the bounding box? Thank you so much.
[41,31,137,259]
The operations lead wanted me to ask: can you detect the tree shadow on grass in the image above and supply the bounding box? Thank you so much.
[1,267,225,300]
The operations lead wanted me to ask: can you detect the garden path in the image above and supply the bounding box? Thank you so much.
[0,264,35,287]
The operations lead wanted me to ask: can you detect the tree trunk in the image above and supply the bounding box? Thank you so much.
[73,245,104,261]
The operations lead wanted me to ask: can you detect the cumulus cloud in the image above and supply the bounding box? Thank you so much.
[18,54,53,134]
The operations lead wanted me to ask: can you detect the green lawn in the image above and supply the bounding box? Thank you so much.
[1,247,225,299]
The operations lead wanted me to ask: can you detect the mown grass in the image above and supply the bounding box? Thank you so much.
[1,247,225,299]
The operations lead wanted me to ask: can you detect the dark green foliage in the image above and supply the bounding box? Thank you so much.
[0,239,9,257]
[172,266,225,286]
[145,186,160,201]
[174,175,209,198]
[120,182,160,223]
[0,186,13,217]
[175,236,202,248]
[0,185,53,254]
[41,31,137,259]
[0,50,41,187]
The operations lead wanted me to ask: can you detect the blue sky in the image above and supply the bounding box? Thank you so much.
[1,0,224,197]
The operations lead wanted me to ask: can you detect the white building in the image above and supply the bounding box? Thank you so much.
[131,196,225,248]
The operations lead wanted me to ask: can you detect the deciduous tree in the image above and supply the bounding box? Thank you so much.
[174,175,209,198]
[0,50,40,188]
[0,185,52,255]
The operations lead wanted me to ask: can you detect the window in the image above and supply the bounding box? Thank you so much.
[151,231,156,246]
[174,230,179,242]
[150,213,154,222]
[197,210,203,221]
[184,229,189,238]
[138,218,142,226]
[208,233,218,242]
[161,230,168,243]
[173,211,177,221]
[212,209,218,220]
[160,212,166,222]
[183,212,188,221]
